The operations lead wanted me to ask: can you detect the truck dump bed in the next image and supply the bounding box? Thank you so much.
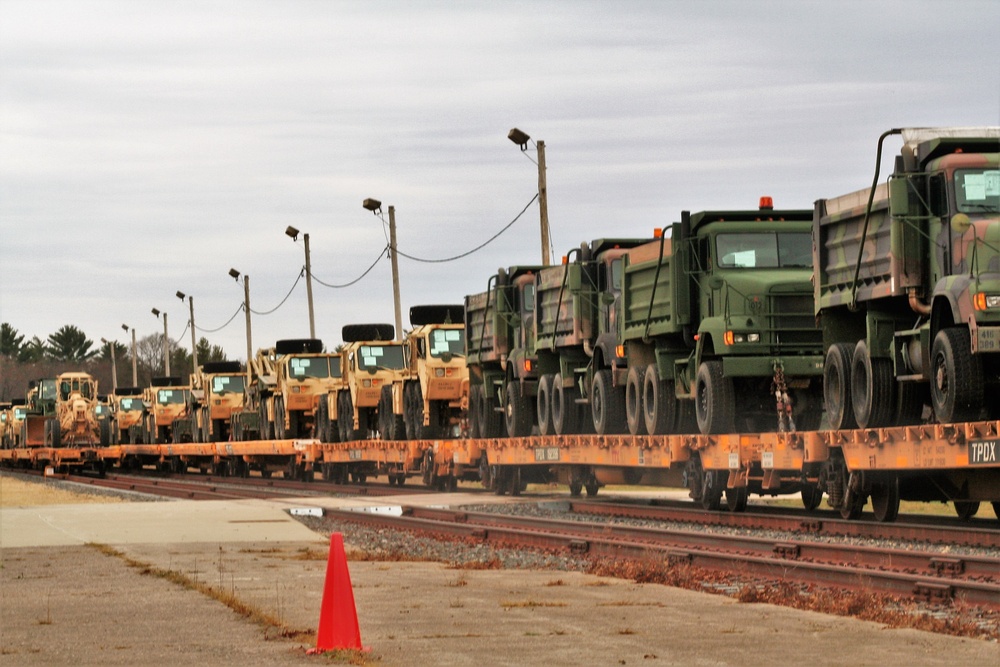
[620,236,685,342]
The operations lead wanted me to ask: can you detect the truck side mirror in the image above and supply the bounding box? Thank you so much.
[708,276,725,290]
[888,177,912,217]
[601,292,615,305]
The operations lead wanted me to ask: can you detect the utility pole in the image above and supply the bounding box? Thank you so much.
[536,140,551,266]
[304,233,316,338]
[387,206,402,341]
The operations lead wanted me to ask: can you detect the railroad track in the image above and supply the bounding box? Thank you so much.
[322,504,1000,610]
[570,499,1000,549]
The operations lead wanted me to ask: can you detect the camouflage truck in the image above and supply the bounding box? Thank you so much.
[43,372,110,447]
[379,305,468,441]
[140,376,191,444]
[331,324,406,442]
[815,127,1000,430]
[531,239,652,438]
[180,361,246,443]
[464,266,544,438]
[110,386,146,444]
[621,199,824,437]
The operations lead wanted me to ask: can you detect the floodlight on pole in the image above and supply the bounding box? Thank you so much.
[229,268,252,382]
[152,308,170,375]
[122,323,137,385]
[507,127,551,266]
[285,226,316,338]
[363,197,402,341]
[177,290,198,370]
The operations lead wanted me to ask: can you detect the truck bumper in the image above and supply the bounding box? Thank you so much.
[722,355,824,378]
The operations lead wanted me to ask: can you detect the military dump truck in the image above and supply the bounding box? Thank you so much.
[178,361,246,443]
[331,324,406,442]
[622,200,824,436]
[110,386,145,444]
[465,266,545,438]
[815,127,1000,430]
[140,376,191,444]
[531,239,651,438]
[378,305,468,441]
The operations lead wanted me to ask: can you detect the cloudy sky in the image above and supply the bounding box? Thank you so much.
[2,0,998,361]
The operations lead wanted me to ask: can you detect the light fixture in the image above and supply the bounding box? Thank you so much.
[151,308,160,317]
[176,290,186,300]
[229,268,240,280]
[507,127,531,150]
[362,198,382,213]
[121,324,129,332]
[285,225,299,241]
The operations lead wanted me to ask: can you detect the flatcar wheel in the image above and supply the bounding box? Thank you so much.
[725,486,748,512]
[509,467,522,497]
[869,476,899,523]
[569,480,583,497]
[953,501,980,520]
[493,467,508,496]
[839,472,866,520]
[992,502,1000,524]
[585,481,599,498]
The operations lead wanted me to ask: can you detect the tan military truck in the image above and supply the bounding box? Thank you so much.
[258,339,341,440]
[380,305,468,440]
[4,400,26,448]
[110,386,145,444]
[140,376,191,444]
[183,361,246,442]
[332,324,406,442]
[45,372,109,447]
[0,402,11,448]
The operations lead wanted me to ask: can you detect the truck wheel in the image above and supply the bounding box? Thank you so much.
[338,393,359,441]
[592,369,626,435]
[536,375,554,436]
[695,361,735,434]
[504,381,532,437]
[552,374,580,435]
[625,365,647,436]
[275,397,287,440]
[99,419,110,446]
[378,387,396,440]
[479,383,506,438]
[46,420,61,448]
[850,340,895,428]
[930,327,984,424]
[824,343,856,430]
[468,386,482,439]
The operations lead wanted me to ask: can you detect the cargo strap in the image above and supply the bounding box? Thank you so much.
[772,364,795,432]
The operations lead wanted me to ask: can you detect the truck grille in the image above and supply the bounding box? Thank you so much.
[769,294,822,348]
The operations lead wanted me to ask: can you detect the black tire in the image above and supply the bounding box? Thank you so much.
[870,476,900,523]
[99,419,110,446]
[379,386,404,440]
[504,381,532,437]
[479,383,505,438]
[930,327,984,424]
[954,500,980,520]
[642,364,685,435]
[468,385,482,440]
[410,383,440,440]
[552,374,581,435]
[536,374,554,436]
[800,484,823,511]
[274,397,286,440]
[725,486,748,512]
[695,361,735,435]
[824,343,856,430]
[791,386,824,432]
[625,365,647,436]
[339,392,365,441]
[700,470,723,511]
[591,369,626,435]
[47,420,61,448]
[850,340,896,428]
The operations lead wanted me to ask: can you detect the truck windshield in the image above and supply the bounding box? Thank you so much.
[119,398,143,411]
[358,345,406,371]
[955,168,1000,212]
[14,408,26,420]
[39,380,57,400]
[716,232,812,269]
[157,389,188,405]
[212,375,246,394]
[289,356,330,379]
[429,328,465,358]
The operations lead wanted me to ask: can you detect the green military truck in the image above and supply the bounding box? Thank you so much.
[622,199,824,435]
[815,127,1000,429]
[464,266,544,438]
[532,239,651,436]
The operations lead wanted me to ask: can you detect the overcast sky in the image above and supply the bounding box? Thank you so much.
[2,0,998,361]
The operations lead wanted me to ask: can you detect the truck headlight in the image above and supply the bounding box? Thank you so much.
[724,331,761,345]
[974,292,1000,310]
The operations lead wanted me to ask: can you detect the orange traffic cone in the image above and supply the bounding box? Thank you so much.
[310,532,364,653]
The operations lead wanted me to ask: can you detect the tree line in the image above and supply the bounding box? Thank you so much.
[0,322,231,402]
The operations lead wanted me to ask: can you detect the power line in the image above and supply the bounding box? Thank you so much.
[196,303,243,333]
[313,247,387,288]
[394,193,538,263]
[250,269,303,315]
